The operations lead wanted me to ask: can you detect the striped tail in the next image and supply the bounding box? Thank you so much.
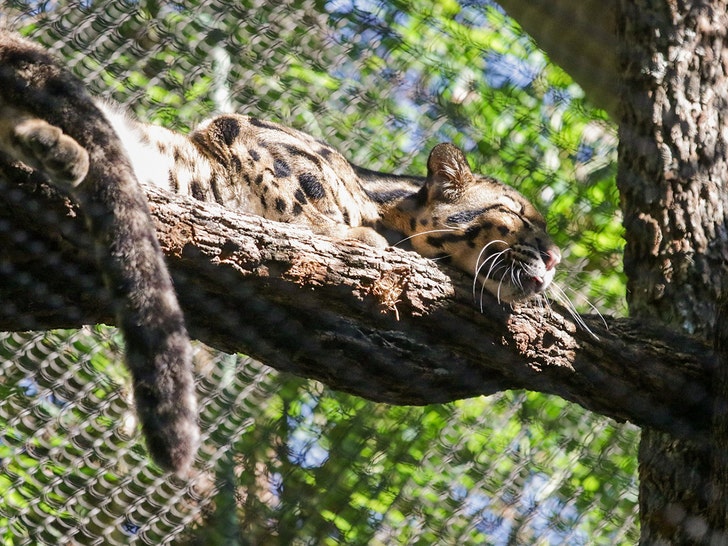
[0,32,198,474]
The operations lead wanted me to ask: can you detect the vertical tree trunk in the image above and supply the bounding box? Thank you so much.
[617,0,728,542]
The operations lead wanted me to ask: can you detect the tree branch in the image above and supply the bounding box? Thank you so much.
[0,167,715,441]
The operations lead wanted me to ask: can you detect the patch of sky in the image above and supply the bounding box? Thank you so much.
[484,52,540,90]
[576,143,595,164]
[17,377,67,408]
[286,400,330,469]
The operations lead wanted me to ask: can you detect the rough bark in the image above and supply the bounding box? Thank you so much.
[0,165,717,443]
[617,0,728,543]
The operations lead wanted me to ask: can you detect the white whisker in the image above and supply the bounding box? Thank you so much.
[512,267,521,291]
[474,249,508,287]
[561,284,608,330]
[541,293,554,315]
[484,251,509,281]
[496,266,510,305]
[472,239,508,301]
[477,251,510,311]
[393,228,457,247]
[548,283,600,339]
[477,254,503,311]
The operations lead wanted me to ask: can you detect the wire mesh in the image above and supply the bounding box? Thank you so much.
[0,0,636,544]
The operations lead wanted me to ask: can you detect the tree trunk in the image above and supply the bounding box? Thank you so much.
[617,0,728,542]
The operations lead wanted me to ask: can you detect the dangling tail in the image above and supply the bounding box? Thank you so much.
[0,32,198,474]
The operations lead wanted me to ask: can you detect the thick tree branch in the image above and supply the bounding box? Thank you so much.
[0,167,715,442]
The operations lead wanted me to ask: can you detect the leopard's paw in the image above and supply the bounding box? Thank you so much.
[13,118,89,188]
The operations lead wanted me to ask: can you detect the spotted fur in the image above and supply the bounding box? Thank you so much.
[109,111,561,302]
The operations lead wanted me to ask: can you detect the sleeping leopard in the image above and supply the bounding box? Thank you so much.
[107,107,561,303]
[0,32,559,474]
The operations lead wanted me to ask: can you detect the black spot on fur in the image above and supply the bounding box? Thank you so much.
[168,171,179,193]
[209,173,224,204]
[231,155,242,172]
[409,218,417,231]
[284,144,323,169]
[299,173,325,200]
[464,225,481,240]
[254,174,263,186]
[259,195,268,210]
[419,218,429,226]
[293,203,303,215]
[190,180,205,201]
[319,147,332,159]
[273,158,291,178]
[364,188,411,204]
[446,207,494,225]
[426,235,443,248]
[249,149,260,161]
[343,210,351,225]
[498,225,511,236]
[275,198,286,213]
[294,188,307,204]
[214,116,242,146]
[427,232,469,248]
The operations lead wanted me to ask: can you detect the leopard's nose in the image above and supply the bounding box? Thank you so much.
[542,248,561,271]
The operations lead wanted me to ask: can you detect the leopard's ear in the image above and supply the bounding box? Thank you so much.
[425,143,475,202]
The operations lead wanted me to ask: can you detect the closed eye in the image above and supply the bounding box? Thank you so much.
[446,206,495,225]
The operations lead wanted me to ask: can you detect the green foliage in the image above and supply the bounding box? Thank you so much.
[183,381,638,545]
[3,0,636,544]
[0,329,134,544]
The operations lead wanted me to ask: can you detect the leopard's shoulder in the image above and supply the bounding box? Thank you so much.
[191,114,381,230]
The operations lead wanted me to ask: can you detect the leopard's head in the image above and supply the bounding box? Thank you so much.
[396,143,560,303]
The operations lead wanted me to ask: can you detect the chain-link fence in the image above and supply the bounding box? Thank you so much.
[0,1,636,544]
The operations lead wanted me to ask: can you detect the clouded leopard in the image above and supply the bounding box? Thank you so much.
[106,108,560,301]
[0,33,560,473]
